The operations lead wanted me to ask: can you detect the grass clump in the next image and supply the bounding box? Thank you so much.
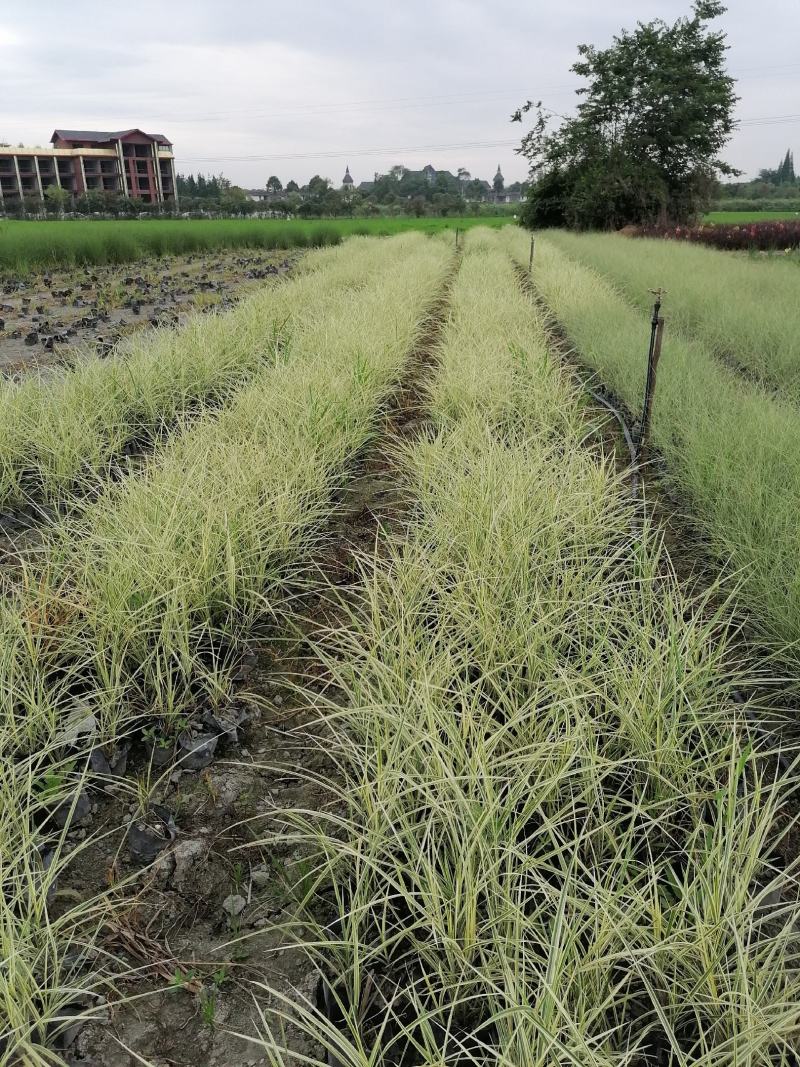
[0,233,451,756]
[0,232,452,1063]
[0,235,410,510]
[56,232,451,736]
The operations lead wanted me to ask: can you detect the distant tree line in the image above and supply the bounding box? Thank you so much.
[715,150,798,200]
[175,172,256,213]
[3,166,522,220]
[759,150,796,186]
[176,167,523,219]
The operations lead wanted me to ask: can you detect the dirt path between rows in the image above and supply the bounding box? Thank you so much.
[60,257,460,1067]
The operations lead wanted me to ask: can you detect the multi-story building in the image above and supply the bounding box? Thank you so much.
[0,128,178,210]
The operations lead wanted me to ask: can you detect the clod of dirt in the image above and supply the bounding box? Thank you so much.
[89,740,130,777]
[250,863,271,889]
[201,705,248,746]
[143,735,177,769]
[127,803,177,863]
[56,706,97,748]
[177,731,218,770]
[169,834,208,893]
[221,894,247,919]
[50,787,93,831]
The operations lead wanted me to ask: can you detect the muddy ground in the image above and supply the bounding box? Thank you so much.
[0,250,295,377]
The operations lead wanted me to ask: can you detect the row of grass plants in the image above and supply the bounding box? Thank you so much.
[544,229,800,396]
[0,236,417,509]
[505,228,800,654]
[0,232,451,1063]
[252,230,800,1064]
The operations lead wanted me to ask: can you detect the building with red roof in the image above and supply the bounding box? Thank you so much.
[0,128,177,211]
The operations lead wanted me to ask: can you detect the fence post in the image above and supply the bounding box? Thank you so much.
[636,288,666,465]
[528,234,535,272]
[454,227,459,251]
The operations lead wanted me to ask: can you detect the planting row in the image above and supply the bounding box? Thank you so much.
[258,232,800,1064]
[546,229,800,397]
[506,228,800,655]
[0,237,413,510]
[3,232,452,755]
[0,233,452,1063]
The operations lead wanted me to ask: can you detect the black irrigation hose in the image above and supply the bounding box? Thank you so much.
[584,385,642,502]
[586,387,638,466]
[516,261,642,501]
[731,688,793,776]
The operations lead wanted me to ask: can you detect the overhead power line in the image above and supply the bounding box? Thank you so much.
[85,62,800,128]
[180,138,520,165]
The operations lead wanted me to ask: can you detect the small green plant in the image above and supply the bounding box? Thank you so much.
[141,723,172,748]
[170,967,198,989]
[33,764,75,801]
[231,861,245,895]
[200,990,217,1028]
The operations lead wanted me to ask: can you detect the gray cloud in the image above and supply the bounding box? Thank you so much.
[2,1,798,187]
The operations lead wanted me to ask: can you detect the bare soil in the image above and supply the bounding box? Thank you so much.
[0,250,295,378]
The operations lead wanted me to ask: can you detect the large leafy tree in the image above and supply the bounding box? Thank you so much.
[515,1,738,229]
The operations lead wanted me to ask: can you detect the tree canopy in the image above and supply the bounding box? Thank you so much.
[515,1,738,229]
[759,150,796,186]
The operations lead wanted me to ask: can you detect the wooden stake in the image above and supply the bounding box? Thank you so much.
[636,288,667,465]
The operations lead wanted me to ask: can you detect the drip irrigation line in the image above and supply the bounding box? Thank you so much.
[584,384,643,525]
[516,259,642,502]
[585,385,638,463]
[731,688,792,776]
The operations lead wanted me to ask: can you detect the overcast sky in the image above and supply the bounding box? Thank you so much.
[1,1,798,189]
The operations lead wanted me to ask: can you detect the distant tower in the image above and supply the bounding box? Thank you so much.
[342,164,354,192]
[493,164,504,193]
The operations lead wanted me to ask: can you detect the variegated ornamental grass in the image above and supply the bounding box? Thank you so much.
[0,235,413,509]
[0,232,452,1064]
[544,228,800,395]
[504,226,800,656]
[249,234,800,1066]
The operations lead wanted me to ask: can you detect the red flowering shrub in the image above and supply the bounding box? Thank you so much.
[631,220,800,251]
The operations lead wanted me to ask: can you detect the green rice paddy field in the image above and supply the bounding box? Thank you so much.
[0,215,512,274]
[3,225,800,1065]
[704,209,800,223]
